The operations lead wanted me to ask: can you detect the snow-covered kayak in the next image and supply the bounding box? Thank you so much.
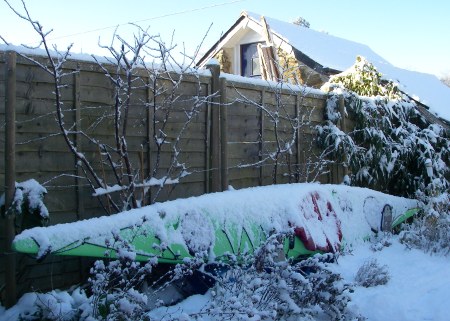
[12,184,418,263]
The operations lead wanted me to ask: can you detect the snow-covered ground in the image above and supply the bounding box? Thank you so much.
[1,184,448,320]
[336,238,450,321]
[2,237,448,320]
[147,236,450,321]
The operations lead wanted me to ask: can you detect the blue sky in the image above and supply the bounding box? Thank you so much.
[1,0,449,77]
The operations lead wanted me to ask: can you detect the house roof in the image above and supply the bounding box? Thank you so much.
[246,12,392,73]
[198,11,450,122]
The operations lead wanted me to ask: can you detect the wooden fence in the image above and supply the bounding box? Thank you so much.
[0,50,346,305]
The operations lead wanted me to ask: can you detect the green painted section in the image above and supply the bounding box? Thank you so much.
[392,208,419,229]
[12,207,419,264]
[13,220,317,263]
[11,238,39,254]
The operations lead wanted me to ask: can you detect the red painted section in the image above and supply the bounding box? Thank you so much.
[294,192,342,253]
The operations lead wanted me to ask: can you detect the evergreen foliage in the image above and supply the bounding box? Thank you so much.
[0,179,49,230]
[318,56,449,202]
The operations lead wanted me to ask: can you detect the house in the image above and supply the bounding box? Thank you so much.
[197,11,450,126]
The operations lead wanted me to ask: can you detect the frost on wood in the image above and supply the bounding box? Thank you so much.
[232,81,328,184]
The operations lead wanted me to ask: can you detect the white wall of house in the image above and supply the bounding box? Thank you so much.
[232,28,264,75]
[216,19,265,75]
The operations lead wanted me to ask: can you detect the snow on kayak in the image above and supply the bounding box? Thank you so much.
[12,183,418,263]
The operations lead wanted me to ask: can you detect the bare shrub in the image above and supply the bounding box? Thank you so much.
[400,213,450,256]
[200,235,356,321]
[355,258,390,288]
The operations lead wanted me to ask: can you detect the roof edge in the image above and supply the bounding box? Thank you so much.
[196,13,248,67]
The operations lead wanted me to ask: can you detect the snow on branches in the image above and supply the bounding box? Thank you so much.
[0,179,49,230]
[318,56,449,204]
[4,0,215,213]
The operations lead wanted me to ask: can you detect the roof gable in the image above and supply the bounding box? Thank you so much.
[246,11,393,72]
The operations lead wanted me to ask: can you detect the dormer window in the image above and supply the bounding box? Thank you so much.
[241,42,262,78]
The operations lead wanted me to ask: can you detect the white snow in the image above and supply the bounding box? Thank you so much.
[146,236,450,321]
[15,180,47,213]
[0,179,49,218]
[246,12,450,121]
[2,184,449,320]
[206,57,220,66]
[334,238,450,321]
[0,290,85,320]
[0,44,212,77]
[223,72,326,96]
[13,183,417,259]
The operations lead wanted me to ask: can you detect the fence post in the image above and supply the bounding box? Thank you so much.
[4,51,17,307]
[73,69,84,220]
[258,89,266,186]
[146,77,154,203]
[207,62,221,192]
[219,77,228,191]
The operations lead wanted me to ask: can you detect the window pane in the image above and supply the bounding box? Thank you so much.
[241,42,262,77]
[252,57,261,76]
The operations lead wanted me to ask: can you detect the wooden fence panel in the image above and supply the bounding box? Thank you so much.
[0,50,337,304]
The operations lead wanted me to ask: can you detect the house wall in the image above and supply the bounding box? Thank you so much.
[0,51,345,304]
[215,28,264,76]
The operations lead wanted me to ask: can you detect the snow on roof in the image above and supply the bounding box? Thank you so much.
[247,12,392,72]
[376,64,450,122]
[245,12,450,122]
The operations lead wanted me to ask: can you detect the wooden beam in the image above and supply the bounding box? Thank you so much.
[260,16,274,45]
[74,69,84,220]
[259,89,265,185]
[207,62,221,192]
[258,16,281,82]
[220,77,229,191]
[4,50,17,308]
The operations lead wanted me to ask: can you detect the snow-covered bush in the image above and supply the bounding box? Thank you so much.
[202,234,356,321]
[318,56,449,201]
[367,232,393,252]
[0,289,89,321]
[318,57,449,256]
[400,208,450,256]
[0,179,49,230]
[323,56,400,99]
[355,258,390,287]
[87,229,159,320]
[88,257,153,320]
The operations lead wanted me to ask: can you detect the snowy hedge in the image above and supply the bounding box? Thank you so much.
[318,56,449,204]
